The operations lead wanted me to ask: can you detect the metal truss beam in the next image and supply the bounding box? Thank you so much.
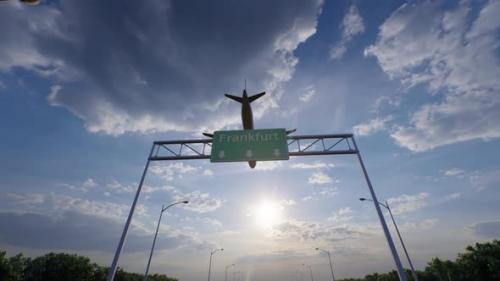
[149,133,357,161]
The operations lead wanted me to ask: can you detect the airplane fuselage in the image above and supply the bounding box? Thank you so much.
[241,93,254,130]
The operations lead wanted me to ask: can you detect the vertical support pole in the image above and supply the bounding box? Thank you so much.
[327,252,336,281]
[351,137,408,281]
[386,202,419,281]
[208,252,213,281]
[144,206,164,281]
[107,144,155,281]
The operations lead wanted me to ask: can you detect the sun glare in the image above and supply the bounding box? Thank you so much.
[252,199,284,229]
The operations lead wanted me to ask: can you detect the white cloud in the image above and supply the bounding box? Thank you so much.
[444,168,465,177]
[402,218,438,230]
[203,169,214,176]
[353,115,393,136]
[290,161,335,169]
[172,190,223,214]
[366,0,500,152]
[308,171,333,185]
[272,219,377,243]
[444,192,462,201]
[8,192,130,222]
[328,207,353,223]
[81,178,97,192]
[0,1,323,135]
[387,192,429,215]
[254,161,284,171]
[150,163,197,181]
[106,180,135,194]
[469,169,500,191]
[302,186,338,202]
[330,5,365,60]
[299,85,316,102]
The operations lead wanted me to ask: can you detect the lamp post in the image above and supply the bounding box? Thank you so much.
[144,200,189,281]
[315,248,336,281]
[225,264,235,281]
[302,264,314,281]
[208,248,224,281]
[360,198,419,281]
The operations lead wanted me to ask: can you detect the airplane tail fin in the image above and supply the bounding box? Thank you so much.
[225,94,243,103]
[248,92,265,103]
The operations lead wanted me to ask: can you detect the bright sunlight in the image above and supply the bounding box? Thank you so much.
[252,199,284,229]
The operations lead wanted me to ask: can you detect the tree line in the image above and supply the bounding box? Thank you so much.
[1,240,499,281]
[339,240,500,281]
[0,251,177,281]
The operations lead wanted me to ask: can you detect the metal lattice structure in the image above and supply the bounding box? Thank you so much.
[107,133,409,281]
[150,134,357,161]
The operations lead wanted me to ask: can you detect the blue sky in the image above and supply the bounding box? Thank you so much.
[1,0,499,280]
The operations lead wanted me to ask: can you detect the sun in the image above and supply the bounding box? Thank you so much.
[252,199,284,229]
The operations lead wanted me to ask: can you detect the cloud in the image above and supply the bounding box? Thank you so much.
[0,0,323,135]
[402,218,438,230]
[469,169,500,191]
[299,85,316,102]
[353,115,393,136]
[387,192,429,215]
[236,250,308,265]
[444,192,462,202]
[272,219,375,242]
[254,161,284,171]
[328,207,353,223]
[307,171,333,185]
[172,190,223,214]
[302,186,338,202]
[7,192,132,221]
[330,5,365,60]
[202,169,214,176]
[106,180,135,194]
[150,163,197,181]
[444,168,465,177]
[469,221,500,238]
[0,211,201,252]
[2,192,213,252]
[290,161,335,169]
[366,0,500,152]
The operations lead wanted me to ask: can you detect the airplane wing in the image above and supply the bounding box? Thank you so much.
[225,94,243,103]
[248,92,265,103]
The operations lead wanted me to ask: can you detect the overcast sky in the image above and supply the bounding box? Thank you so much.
[1,0,499,280]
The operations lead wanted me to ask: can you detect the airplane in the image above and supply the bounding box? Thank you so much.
[203,89,296,169]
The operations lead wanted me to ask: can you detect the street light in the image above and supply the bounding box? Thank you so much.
[208,248,224,281]
[233,271,243,281]
[360,198,419,281]
[315,248,336,281]
[144,200,189,281]
[302,263,314,281]
[225,263,235,281]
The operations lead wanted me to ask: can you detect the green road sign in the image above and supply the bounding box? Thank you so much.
[210,128,289,162]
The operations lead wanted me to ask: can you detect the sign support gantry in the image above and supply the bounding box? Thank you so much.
[106,133,408,281]
[149,133,358,161]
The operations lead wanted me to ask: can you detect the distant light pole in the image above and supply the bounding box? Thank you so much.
[225,264,235,281]
[360,198,419,281]
[315,248,336,281]
[302,264,314,281]
[233,271,242,281]
[208,248,224,281]
[144,200,189,281]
